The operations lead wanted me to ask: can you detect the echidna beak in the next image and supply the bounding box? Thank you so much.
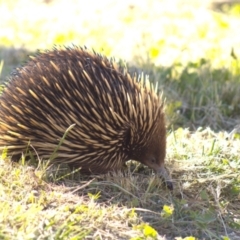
[157,166,173,190]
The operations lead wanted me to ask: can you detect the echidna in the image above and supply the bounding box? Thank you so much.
[0,46,173,189]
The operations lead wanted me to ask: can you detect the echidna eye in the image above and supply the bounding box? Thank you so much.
[151,157,156,163]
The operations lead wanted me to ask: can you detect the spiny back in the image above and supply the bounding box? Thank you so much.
[0,46,166,177]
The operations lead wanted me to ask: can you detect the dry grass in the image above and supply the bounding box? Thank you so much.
[1,128,239,239]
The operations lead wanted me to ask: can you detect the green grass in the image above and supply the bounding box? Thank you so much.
[1,128,239,239]
[0,0,240,239]
[144,58,240,131]
[0,160,142,239]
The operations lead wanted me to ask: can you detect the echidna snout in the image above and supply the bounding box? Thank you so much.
[0,46,173,190]
[129,123,173,190]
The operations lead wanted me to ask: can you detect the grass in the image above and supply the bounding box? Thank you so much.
[1,128,239,239]
[0,0,240,239]
[0,161,142,239]
[145,58,240,131]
